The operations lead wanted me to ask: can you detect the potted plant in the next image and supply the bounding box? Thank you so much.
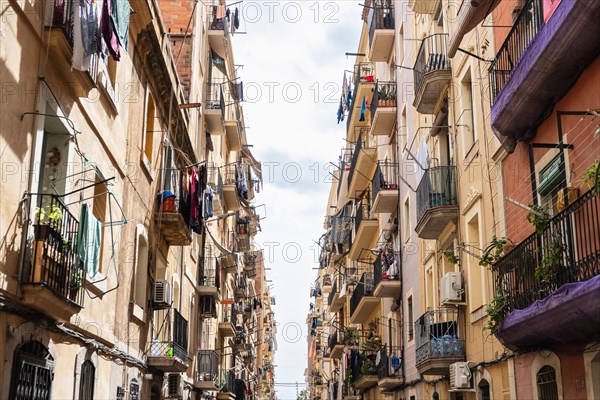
[33,205,63,240]
[377,86,388,107]
[387,86,397,107]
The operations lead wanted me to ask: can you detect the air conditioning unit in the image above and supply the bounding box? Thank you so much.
[441,272,462,304]
[153,280,172,309]
[449,362,472,390]
[164,373,183,398]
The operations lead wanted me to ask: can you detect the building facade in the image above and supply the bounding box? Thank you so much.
[309,0,599,399]
[0,0,276,399]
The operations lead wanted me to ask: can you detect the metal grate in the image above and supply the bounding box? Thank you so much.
[536,366,559,400]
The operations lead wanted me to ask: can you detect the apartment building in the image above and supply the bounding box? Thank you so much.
[0,1,275,399]
[310,0,600,399]
[486,0,600,399]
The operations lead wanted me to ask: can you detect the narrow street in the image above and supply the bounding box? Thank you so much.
[0,1,599,400]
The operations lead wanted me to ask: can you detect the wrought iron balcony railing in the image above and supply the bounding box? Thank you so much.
[492,189,600,315]
[413,34,450,95]
[206,83,225,118]
[415,309,464,366]
[197,350,219,384]
[368,4,395,47]
[22,193,85,307]
[416,166,458,223]
[150,309,189,362]
[349,272,374,318]
[372,162,399,202]
[488,0,544,103]
[377,345,403,379]
[370,81,397,119]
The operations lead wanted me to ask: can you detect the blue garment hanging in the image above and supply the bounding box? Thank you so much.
[337,98,343,124]
[359,96,366,121]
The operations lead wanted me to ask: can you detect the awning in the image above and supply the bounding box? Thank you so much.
[448,0,501,57]
[241,147,262,181]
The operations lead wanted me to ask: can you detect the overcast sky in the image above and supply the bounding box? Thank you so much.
[233,2,362,399]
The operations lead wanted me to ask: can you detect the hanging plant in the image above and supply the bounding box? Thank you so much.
[526,204,551,235]
[485,293,506,334]
[580,159,600,194]
[479,236,511,268]
[443,248,460,264]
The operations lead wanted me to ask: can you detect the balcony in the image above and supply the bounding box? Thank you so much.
[377,345,404,390]
[225,105,243,151]
[327,279,344,312]
[347,62,376,136]
[21,194,85,321]
[413,34,451,115]
[372,162,399,214]
[222,163,241,212]
[219,305,237,337]
[328,330,345,360]
[373,252,400,298]
[205,83,226,135]
[349,349,378,391]
[199,247,220,299]
[207,5,230,59]
[45,0,99,93]
[492,190,600,350]
[348,200,379,261]
[155,170,193,246]
[349,272,379,324]
[415,166,458,239]
[195,350,219,390]
[415,309,465,375]
[370,81,397,136]
[348,128,377,197]
[148,309,189,372]
[489,0,600,151]
[408,0,441,14]
[368,4,395,62]
[243,250,263,277]
[217,369,236,400]
[207,162,225,216]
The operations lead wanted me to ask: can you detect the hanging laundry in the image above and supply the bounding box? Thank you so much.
[216,3,226,19]
[72,0,100,71]
[101,0,121,60]
[111,0,130,50]
[337,97,343,124]
[76,204,102,278]
[226,7,231,22]
[234,7,240,29]
[359,96,366,122]
[203,187,214,219]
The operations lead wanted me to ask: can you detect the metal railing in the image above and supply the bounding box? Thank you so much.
[416,166,457,223]
[354,198,374,236]
[22,193,85,307]
[206,83,225,119]
[222,304,238,327]
[207,4,230,34]
[413,34,450,95]
[349,348,378,383]
[327,330,340,353]
[197,350,219,384]
[219,369,235,393]
[372,162,399,202]
[493,190,600,314]
[48,0,98,85]
[415,309,464,365]
[377,345,403,379]
[370,81,397,119]
[150,309,189,362]
[200,247,219,288]
[488,0,545,103]
[346,62,376,131]
[328,278,338,306]
[368,4,395,49]
[207,162,224,201]
[349,272,374,318]
[347,128,373,188]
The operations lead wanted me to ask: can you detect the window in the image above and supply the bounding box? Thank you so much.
[467,213,484,309]
[9,341,54,399]
[460,70,476,154]
[537,366,559,400]
[130,379,140,400]
[134,229,149,308]
[79,360,95,400]
[144,92,156,164]
[407,295,414,341]
[478,379,491,400]
[403,198,410,242]
[538,155,566,216]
